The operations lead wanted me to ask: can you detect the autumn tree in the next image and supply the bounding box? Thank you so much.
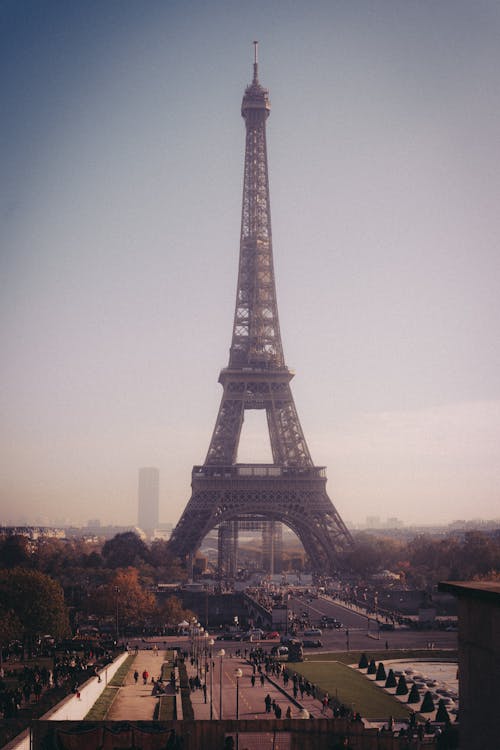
[154,596,195,631]
[88,567,156,633]
[0,568,70,654]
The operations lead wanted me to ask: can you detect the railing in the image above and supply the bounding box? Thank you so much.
[192,464,326,479]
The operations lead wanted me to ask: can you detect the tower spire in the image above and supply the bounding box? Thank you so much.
[253,40,259,83]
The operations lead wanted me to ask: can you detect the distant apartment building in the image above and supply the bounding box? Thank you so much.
[138,467,159,535]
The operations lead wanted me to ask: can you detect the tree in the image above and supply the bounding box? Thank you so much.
[407,683,420,703]
[0,568,70,654]
[420,691,435,713]
[396,675,409,695]
[0,535,31,568]
[154,596,195,632]
[385,669,397,688]
[375,662,386,681]
[102,532,149,568]
[435,699,451,723]
[367,659,377,675]
[358,653,368,669]
[88,567,156,632]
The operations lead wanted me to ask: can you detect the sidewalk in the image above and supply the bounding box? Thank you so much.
[185,654,325,720]
[106,648,167,720]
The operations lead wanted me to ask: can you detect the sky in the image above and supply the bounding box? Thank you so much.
[1,0,500,529]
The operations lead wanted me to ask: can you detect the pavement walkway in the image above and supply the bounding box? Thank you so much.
[185,654,325,721]
[106,648,168,721]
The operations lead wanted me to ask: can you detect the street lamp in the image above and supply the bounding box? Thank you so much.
[114,587,120,643]
[234,668,243,750]
[198,626,204,678]
[218,649,225,719]
[203,632,209,700]
[208,638,215,719]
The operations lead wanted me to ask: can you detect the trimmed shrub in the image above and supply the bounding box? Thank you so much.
[385,669,397,688]
[375,662,386,681]
[367,659,377,675]
[396,674,409,695]
[358,653,369,669]
[407,683,420,703]
[420,691,435,713]
[435,699,451,723]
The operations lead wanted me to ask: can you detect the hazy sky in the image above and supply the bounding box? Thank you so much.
[1,0,500,529]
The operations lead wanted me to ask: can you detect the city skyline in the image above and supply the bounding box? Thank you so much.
[1,1,500,528]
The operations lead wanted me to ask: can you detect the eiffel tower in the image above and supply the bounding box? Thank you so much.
[168,44,353,575]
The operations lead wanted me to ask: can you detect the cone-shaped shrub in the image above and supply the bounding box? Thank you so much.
[358,653,369,669]
[396,674,409,695]
[407,683,420,703]
[385,669,397,688]
[376,662,387,681]
[367,659,377,675]
[435,699,450,723]
[420,691,435,713]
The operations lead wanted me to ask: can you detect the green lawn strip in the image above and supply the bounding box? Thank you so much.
[290,661,411,721]
[177,661,194,721]
[84,654,136,720]
[158,694,176,720]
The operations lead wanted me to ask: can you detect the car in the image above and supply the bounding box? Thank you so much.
[303,628,322,636]
[303,639,322,648]
[379,623,395,631]
[264,631,280,640]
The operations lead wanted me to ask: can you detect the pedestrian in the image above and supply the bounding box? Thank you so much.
[142,670,149,685]
[251,674,255,687]
[203,683,207,703]
[265,693,272,713]
[322,693,329,714]
[133,670,139,684]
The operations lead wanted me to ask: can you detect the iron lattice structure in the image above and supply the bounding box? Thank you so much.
[169,46,353,574]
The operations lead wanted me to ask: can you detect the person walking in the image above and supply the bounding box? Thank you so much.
[142,670,149,685]
[133,670,139,684]
[264,693,272,713]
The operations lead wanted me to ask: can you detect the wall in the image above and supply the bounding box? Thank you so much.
[3,652,129,750]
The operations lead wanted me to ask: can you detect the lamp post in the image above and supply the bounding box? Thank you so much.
[234,668,243,750]
[114,587,120,643]
[218,649,225,719]
[208,638,215,719]
[203,632,209,701]
[198,626,204,678]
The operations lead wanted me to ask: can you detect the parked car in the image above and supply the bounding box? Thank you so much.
[303,639,322,648]
[303,628,322,636]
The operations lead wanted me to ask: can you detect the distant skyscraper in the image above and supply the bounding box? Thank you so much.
[138,467,159,534]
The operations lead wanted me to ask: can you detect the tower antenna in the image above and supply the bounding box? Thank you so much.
[253,40,259,82]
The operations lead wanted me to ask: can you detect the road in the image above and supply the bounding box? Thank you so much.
[287,596,458,653]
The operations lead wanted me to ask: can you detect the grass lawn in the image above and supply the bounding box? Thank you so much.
[84,654,136,720]
[290,650,457,721]
[292,660,411,720]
